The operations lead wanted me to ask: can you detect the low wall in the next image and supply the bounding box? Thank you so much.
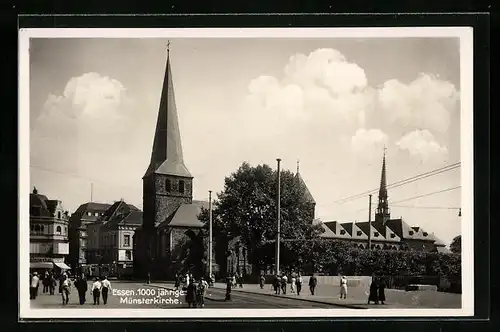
[302,276,372,288]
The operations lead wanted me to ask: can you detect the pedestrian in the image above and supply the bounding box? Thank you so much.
[368,277,379,304]
[101,276,112,305]
[309,274,318,295]
[238,273,243,288]
[290,275,296,293]
[61,274,71,305]
[185,273,190,288]
[30,272,40,300]
[91,277,102,305]
[232,274,237,288]
[147,271,151,284]
[186,278,197,308]
[296,274,303,296]
[273,275,280,294]
[74,273,88,305]
[281,274,288,295]
[174,273,180,290]
[339,275,348,299]
[378,277,386,305]
[259,275,265,289]
[196,277,208,308]
[225,276,232,301]
[49,273,56,295]
[43,271,49,294]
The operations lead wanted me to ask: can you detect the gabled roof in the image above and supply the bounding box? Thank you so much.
[356,221,387,241]
[384,218,435,241]
[159,200,208,229]
[143,52,192,179]
[436,246,451,254]
[103,210,143,229]
[321,221,351,239]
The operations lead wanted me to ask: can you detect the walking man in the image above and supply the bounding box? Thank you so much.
[296,274,303,296]
[339,275,348,299]
[259,275,265,289]
[281,274,288,295]
[309,274,318,295]
[101,276,112,305]
[91,277,102,305]
[30,272,40,300]
[74,273,88,305]
[61,274,71,305]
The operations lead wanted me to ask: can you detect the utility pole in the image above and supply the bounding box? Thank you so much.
[368,194,372,250]
[208,190,213,279]
[276,158,282,275]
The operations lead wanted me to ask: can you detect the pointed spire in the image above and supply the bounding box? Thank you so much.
[33,186,38,195]
[296,159,300,174]
[143,43,192,179]
[294,162,315,204]
[375,147,390,223]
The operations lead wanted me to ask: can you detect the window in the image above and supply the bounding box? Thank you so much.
[374,232,379,237]
[340,230,346,235]
[34,225,40,232]
[423,232,428,237]
[95,212,99,217]
[56,226,62,234]
[124,234,130,247]
[57,212,61,219]
[87,212,92,216]
[41,225,44,233]
[409,231,414,235]
[179,180,185,194]
[125,250,132,260]
[30,225,34,232]
[356,231,362,236]
[390,233,396,238]
[166,179,172,192]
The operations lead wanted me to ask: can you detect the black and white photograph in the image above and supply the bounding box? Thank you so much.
[18,28,474,319]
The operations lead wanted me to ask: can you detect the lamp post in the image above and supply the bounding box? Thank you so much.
[208,190,213,279]
[275,158,282,275]
[368,194,372,250]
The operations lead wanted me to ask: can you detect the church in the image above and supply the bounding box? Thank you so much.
[133,47,210,279]
[315,152,450,253]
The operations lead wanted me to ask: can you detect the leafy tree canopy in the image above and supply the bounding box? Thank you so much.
[449,235,461,254]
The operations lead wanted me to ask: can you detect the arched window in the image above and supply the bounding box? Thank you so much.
[56,226,62,234]
[125,250,132,260]
[57,211,61,219]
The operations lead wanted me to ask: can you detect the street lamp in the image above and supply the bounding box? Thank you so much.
[208,190,213,279]
[275,158,282,276]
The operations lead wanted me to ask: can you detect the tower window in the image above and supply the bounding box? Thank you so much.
[340,229,346,235]
[374,232,379,237]
[423,232,428,237]
[409,231,414,235]
[179,180,185,194]
[390,233,396,238]
[57,211,61,219]
[166,179,172,192]
[56,226,62,234]
[356,231,362,236]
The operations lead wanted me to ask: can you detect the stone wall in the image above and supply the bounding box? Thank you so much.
[302,275,373,288]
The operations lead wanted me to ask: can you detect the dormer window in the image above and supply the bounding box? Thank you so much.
[87,212,92,216]
[423,232,428,237]
[390,233,396,238]
[166,179,172,192]
[356,231,362,236]
[56,226,62,234]
[179,180,185,194]
[340,230,346,235]
[409,231,414,235]
[374,232,379,237]
[95,212,99,217]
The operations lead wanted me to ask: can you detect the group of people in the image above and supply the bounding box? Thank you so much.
[271,273,312,296]
[367,277,387,305]
[29,270,113,306]
[184,276,209,308]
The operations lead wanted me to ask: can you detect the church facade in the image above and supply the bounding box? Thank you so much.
[315,152,449,253]
[133,49,209,279]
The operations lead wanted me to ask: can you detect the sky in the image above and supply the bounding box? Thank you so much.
[28,36,462,246]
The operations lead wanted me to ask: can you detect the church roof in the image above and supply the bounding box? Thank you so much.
[143,52,192,179]
[158,200,208,229]
[295,172,315,204]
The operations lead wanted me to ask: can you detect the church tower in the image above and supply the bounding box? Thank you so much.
[375,149,391,224]
[142,45,193,230]
[295,160,316,221]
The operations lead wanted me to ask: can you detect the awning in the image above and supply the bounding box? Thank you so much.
[54,262,71,270]
[30,262,54,269]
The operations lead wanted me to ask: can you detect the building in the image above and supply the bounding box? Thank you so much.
[134,47,211,279]
[86,200,142,277]
[68,202,111,271]
[29,187,71,273]
[315,151,449,253]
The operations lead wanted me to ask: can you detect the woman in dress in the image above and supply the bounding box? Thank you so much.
[185,278,197,308]
[368,277,379,304]
[378,277,386,304]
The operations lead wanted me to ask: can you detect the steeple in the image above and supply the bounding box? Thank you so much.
[143,43,192,179]
[375,147,390,224]
[295,160,315,205]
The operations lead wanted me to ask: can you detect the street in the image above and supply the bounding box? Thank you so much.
[29,281,335,309]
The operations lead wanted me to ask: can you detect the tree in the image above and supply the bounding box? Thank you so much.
[449,235,461,254]
[198,162,322,274]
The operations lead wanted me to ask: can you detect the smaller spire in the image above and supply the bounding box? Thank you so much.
[296,159,300,174]
[167,40,171,55]
[33,186,38,194]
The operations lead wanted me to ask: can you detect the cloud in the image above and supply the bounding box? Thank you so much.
[350,128,389,160]
[396,129,448,162]
[377,73,459,135]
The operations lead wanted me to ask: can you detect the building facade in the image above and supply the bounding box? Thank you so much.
[134,49,212,279]
[29,187,71,272]
[86,200,142,277]
[68,202,111,271]
[316,152,449,253]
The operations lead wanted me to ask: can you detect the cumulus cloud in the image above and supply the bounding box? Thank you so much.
[350,128,389,159]
[396,129,448,162]
[378,73,459,135]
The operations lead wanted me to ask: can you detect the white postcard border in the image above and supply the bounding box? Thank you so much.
[18,27,474,319]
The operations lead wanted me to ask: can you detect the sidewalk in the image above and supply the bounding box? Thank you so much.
[208,283,462,309]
